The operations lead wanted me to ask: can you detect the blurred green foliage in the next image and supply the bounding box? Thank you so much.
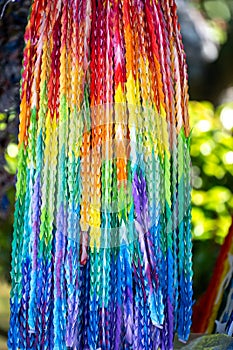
[0,111,18,281]
[202,0,233,22]
[190,101,233,243]
[190,101,233,298]
[199,0,233,43]
[201,0,233,21]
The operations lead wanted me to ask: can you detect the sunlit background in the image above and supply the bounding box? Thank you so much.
[0,0,233,348]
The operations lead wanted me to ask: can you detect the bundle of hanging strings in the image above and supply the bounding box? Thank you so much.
[8,0,193,349]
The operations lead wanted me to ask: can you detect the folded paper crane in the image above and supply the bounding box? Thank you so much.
[8,0,192,349]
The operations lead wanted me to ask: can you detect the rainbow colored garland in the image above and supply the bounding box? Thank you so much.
[8,0,192,349]
[193,219,233,336]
